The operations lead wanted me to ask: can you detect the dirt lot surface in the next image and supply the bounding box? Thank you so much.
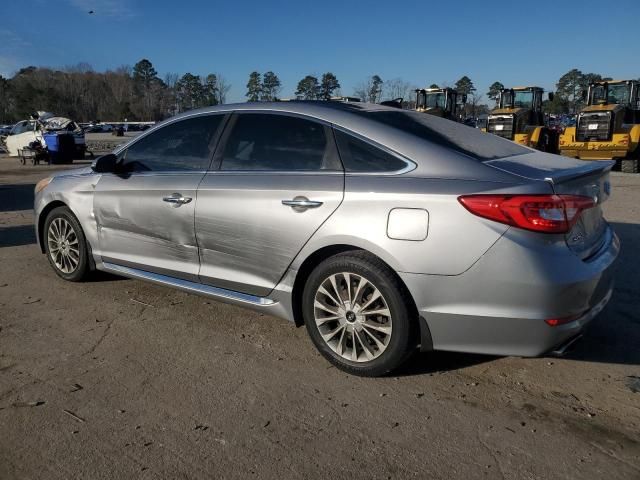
[0,155,638,479]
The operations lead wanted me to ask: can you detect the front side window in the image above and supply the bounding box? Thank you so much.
[120,115,224,172]
[334,130,408,173]
[220,113,339,171]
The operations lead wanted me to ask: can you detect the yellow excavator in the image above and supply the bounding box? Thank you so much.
[485,86,558,152]
[559,80,640,173]
[414,88,466,121]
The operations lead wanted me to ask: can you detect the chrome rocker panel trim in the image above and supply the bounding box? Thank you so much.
[101,262,277,306]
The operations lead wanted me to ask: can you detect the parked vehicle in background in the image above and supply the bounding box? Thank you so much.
[4,113,86,161]
[485,86,558,153]
[34,102,618,376]
[559,80,640,173]
[5,120,41,156]
[476,115,488,130]
[414,87,466,121]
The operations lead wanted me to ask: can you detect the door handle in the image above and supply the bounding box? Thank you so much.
[282,197,323,211]
[163,193,192,206]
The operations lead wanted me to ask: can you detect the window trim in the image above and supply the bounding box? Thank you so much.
[212,111,343,174]
[113,112,230,174]
[332,125,416,176]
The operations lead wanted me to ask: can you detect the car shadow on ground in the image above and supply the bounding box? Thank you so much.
[396,351,497,376]
[564,221,640,366]
[0,183,36,212]
[0,225,36,247]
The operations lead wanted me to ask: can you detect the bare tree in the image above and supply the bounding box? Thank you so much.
[217,74,231,104]
[383,78,414,102]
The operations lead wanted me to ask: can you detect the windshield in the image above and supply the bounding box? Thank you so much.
[425,92,445,109]
[513,90,533,108]
[591,83,630,105]
[500,90,534,109]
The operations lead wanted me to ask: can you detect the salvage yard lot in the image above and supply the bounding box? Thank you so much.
[0,155,639,479]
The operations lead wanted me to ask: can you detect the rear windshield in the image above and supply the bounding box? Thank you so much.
[353,110,530,161]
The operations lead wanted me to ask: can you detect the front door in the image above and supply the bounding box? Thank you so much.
[94,114,226,281]
[196,113,344,296]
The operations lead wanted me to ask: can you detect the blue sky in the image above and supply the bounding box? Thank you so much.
[1,0,639,103]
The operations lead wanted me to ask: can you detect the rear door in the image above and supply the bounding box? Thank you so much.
[94,114,226,281]
[195,112,344,296]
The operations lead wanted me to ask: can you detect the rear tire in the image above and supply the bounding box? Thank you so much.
[43,207,90,282]
[302,251,417,377]
[621,158,639,174]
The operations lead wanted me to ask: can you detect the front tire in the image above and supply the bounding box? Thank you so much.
[302,251,417,377]
[44,206,90,282]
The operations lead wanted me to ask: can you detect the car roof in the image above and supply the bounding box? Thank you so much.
[171,100,393,123]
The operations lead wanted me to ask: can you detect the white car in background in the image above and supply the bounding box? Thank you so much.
[4,113,87,158]
[4,120,42,156]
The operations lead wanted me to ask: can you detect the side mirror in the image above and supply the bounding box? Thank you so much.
[91,153,118,173]
[548,92,555,101]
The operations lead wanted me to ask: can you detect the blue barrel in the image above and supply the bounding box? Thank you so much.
[43,133,75,164]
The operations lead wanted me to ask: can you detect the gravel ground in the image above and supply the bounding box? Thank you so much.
[0,155,638,479]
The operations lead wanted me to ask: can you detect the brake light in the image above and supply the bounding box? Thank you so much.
[458,194,595,233]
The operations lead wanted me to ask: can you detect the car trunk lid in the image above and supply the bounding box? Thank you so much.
[485,152,614,259]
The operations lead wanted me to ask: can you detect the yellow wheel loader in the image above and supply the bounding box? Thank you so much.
[559,80,640,173]
[415,88,466,121]
[485,86,558,153]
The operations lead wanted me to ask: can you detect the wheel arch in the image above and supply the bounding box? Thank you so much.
[37,200,68,253]
[289,244,429,350]
[37,201,94,271]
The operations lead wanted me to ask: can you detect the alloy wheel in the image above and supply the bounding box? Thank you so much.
[313,272,392,362]
[47,217,80,274]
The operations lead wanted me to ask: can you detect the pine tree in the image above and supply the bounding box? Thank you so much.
[368,75,383,103]
[295,76,320,100]
[454,76,476,95]
[487,81,504,104]
[203,74,219,105]
[246,72,262,101]
[261,72,281,101]
[320,72,340,100]
[175,73,205,111]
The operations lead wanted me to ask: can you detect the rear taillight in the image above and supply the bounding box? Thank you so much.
[458,194,595,233]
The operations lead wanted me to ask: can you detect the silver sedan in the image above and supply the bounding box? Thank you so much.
[34,102,619,376]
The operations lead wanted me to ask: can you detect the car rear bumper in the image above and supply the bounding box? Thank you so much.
[400,225,619,357]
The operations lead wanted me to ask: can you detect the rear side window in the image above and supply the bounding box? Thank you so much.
[334,130,408,172]
[121,115,224,172]
[220,113,340,171]
[354,110,530,161]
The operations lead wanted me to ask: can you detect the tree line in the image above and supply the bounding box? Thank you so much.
[1,60,636,125]
[0,58,230,124]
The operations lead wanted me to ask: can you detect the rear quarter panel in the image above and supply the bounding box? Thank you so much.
[290,176,552,276]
